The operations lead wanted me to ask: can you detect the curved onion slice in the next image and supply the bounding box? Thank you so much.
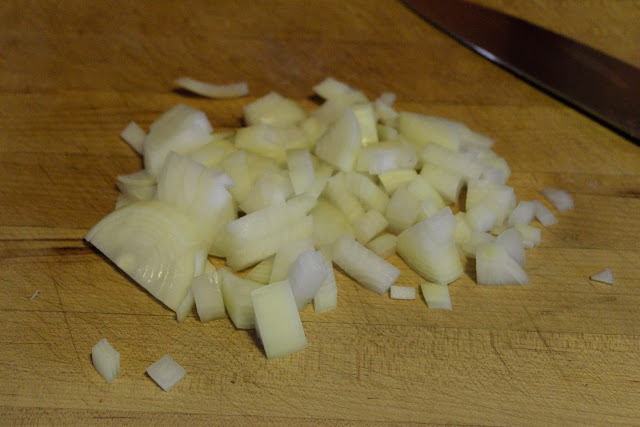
[174,76,249,99]
[85,200,208,311]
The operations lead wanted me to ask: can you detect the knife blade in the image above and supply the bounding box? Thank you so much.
[401,0,640,142]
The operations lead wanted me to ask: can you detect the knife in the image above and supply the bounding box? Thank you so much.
[401,0,640,142]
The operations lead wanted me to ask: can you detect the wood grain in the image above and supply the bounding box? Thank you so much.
[1,0,639,424]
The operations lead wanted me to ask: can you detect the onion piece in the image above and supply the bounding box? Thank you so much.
[174,76,248,99]
[514,224,542,249]
[312,77,368,103]
[243,92,306,127]
[219,268,263,329]
[476,242,529,285]
[541,188,574,211]
[465,202,498,233]
[245,256,275,284]
[175,288,195,323]
[235,124,307,165]
[507,201,536,227]
[313,251,338,314]
[332,235,400,295]
[314,107,362,171]
[146,355,186,392]
[397,112,461,151]
[189,138,236,168]
[120,121,145,154]
[459,127,494,152]
[306,161,334,200]
[385,186,421,234]
[286,149,315,195]
[344,171,390,213]
[374,99,398,126]
[225,214,314,271]
[590,268,614,285]
[406,175,446,209]
[420,282,452,310]
[396,208,463,284]
[357,141,418,174]
[221,150,252,202]
[238,170,293,214]
[421,165,464,204]
[310,198,354,247]
[156,152,236,256]
[461,231,495,259]
[366,233,397,259]
[378,169,418,194]
[92,338,120,383]
[352,103,379,146]
[192,271,226,322]
[85,200,208,311]
[288,249,329,310]
[377,92,396,106]
[270,238,315,283]
[496,228,526,267]
[247,93,305,126]
[116,170,156,201]
[376,124,398,141]
[143,104,213,178]
[466,181,516,227]
[225,195,314,245]
[251,280,308,359]
[354,210,389,245]
[533,200,558,226]
[322,173,365,223]
[390,286,416,300]
[421,143,485,182]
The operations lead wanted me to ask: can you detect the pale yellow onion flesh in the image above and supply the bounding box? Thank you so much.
[85,200,207,311]
[120,121,146,154]
[146,355,186,392]
[590,268,614,285]
[89,76,570,364]
[251,280,308,359]
[175,76,248,99]
[390,286,416,300]
[92,338,120,383]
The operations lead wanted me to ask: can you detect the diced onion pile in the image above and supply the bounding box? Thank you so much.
[86,76,575,362]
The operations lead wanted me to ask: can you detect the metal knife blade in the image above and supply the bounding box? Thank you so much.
[401,0,640,142]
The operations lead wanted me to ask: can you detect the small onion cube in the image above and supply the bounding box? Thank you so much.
[332,235,399,295]
[496,228,526,267]
[420,282,452,310]
[92,338,120,383]
[533,200,558,226]
[354,209,389,244]
[192,271,226,322]
[313,252,338,314]
[390,286,416,300]
[146,355,186,392]
[476,242,529,286]
[514,224,542,249]
[252,281,308,359]
[507,201,536,227]
[541,188,574,211]
[365,233,397,259]
[288,249,329,310]
[219,268,263,329]
[120,121,145,154]
[590,268,614,285]
[175,288,195,323]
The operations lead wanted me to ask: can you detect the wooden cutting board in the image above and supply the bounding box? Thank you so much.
[1,0,639,424]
